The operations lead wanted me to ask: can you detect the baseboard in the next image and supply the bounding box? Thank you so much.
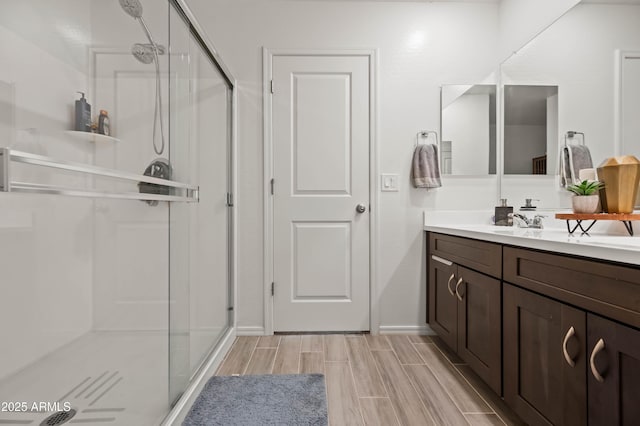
[236,326,266,336]
[378,325,435,335]
[161,326,237,425]
[236,325,431,336]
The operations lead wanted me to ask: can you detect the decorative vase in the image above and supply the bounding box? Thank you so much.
[572,194,600,214]
[596,155,640,214]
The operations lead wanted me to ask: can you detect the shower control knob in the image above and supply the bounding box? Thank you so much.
[356,204,367,214]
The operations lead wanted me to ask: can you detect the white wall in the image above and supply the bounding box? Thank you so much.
[185,0,501,332]
[498,0,580,62]
[501,3,640,207]
[0,1,93,379]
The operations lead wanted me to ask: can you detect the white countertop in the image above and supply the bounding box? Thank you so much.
[423,210,640,266]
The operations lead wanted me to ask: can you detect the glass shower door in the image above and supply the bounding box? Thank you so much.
[168,4,233,404]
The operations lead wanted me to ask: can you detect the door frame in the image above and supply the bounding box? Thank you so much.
[262,48,379,335]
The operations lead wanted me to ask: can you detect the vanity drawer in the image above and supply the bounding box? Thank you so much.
[503,246,640,329]
[429,233,502,278]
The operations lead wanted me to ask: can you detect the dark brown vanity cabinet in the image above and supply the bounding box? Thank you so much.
[503,283,587,426]
[503,246,640,426]
[428,233,502,394]
[587,314,640,426]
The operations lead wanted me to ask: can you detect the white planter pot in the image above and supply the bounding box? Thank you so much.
[572,194,600,214]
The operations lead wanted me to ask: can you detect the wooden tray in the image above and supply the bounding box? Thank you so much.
[555,213,640,235]
[555,213,640,221]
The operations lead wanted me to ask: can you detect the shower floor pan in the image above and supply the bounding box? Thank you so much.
[0,331,169,426]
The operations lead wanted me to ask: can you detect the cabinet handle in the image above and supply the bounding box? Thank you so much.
[447,274,455,296]
[589,338,606,383]
[431,255,453,266]
[455,278,464,301]
[562,326,576,367]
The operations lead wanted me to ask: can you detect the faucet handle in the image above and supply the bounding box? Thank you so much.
[532,214,546,228]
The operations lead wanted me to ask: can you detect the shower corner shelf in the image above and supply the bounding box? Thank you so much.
[66,130,120,144]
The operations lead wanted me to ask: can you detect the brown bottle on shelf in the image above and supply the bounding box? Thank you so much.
[98,110,110,136]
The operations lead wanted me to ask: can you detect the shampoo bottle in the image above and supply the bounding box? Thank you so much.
[98,110,110,136]
[75,92,91,132]
[495,198,513,226]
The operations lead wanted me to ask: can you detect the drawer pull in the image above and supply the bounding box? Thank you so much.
[455,278,464,301]
[431,255,453,266]
[447,274,455,296]
[562,326,576,367]
[589,338,606,383]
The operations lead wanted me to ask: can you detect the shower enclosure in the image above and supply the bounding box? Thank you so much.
[0,1,235,424]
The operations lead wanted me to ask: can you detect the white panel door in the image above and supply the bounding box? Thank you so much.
[621,54,640,158]
[621,54,640,207]
[272,54,370,331]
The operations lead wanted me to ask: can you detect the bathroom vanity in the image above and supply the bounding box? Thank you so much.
[424,222,640,426]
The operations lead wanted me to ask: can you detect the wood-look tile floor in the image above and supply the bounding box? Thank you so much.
[216,334,525,426]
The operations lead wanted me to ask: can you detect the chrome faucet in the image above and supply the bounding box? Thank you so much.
[513,213,531,228]
[513,213,546,229]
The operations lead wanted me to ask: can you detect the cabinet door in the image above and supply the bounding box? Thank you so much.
[588,314,640,426]
[457,266,501,394]
[504,284,586,426]
[428,255,458,351]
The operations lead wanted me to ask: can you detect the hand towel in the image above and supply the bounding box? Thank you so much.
[411,144,442,188]
[559,144,593,187]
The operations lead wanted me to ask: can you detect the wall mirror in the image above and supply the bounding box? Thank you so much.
[440,84,497,175]
[500,0,640,206]
[503,84,558,175]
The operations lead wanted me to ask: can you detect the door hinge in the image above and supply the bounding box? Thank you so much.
[270,178,274,195]
[226,192,234,207]
[270,80,274,94]
[227,306,234,311]
[271,282,275,296]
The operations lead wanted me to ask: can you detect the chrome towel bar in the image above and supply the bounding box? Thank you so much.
[0,147,198,202]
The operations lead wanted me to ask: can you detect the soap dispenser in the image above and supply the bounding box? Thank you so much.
[495,198,513,226]
[75,91,91,132]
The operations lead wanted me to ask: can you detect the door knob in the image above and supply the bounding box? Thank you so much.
[356,204,367,213]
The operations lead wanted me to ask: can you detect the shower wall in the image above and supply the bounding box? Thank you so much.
[89,0,171,332]
[0,0,94,380]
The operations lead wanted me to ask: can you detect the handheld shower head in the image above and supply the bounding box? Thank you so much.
[119,0,159,51]
[119,0,143,19]
[131,43,155,64]
[119,0,166,156]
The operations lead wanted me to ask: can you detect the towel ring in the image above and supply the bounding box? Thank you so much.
[416,130,440,148]
[564,131,585,147]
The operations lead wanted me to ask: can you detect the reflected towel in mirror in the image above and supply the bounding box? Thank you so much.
[559,144,593,187]
[412,144,442,188]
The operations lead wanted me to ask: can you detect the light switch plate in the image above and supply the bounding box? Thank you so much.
[381,173,399,192]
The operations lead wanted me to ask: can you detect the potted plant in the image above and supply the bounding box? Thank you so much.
[567,180,604,214]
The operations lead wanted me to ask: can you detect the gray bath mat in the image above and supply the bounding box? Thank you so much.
[183,374,328,426]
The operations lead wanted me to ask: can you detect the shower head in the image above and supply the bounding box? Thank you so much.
[119,0,160,53]
[131,43,166,64]
[119,0,143,19]
[131,43,155,64]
